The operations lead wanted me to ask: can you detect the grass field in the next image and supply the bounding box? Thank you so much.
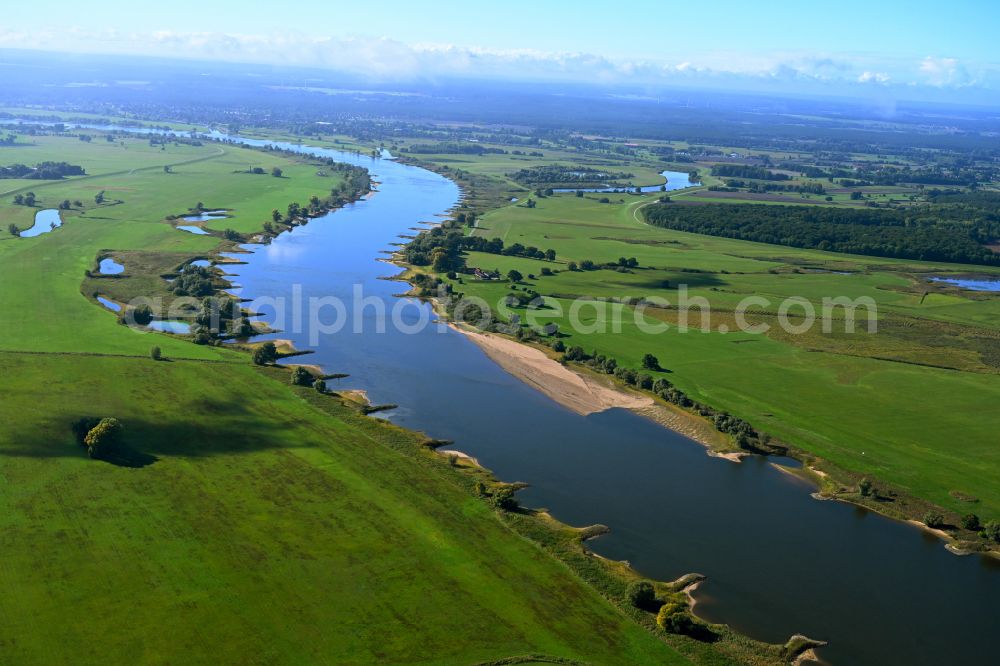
[0,133,700,664]
[432,192,1000,522]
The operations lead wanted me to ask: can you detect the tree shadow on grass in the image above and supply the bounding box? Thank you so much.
[0,396,306,465]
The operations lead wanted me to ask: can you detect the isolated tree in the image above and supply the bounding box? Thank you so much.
[506,269,523,283]
[271,167,283,178]
[83,417,123,459]
[525,198,536,209]
[961,513,981,531]
[252,341,278,365]
[7,224,20,237]
[567,261,578,271]
[94,191,105,204]
[163,165,172,173]
[150,346,162,361]
[59,199,71,210]
[642,353,660,371]
[290,366,313,387]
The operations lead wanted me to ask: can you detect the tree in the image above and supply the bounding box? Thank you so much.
[642,353,660,371]
[94,191,105,204]
[271,167,283,178]
[314,379,327,393]
[163,165,172,173]
[923,511,946,529]
[567,261,578,271]
[59,199,71,210]
[83,417,123,459]
[150,346,162,361]
[506,269,523,283]
[627,581,658,611]
[24,192,35,206]
[252,341,278,365]
[290,366,313,386]
[656,602,694,634]
[858,478,874,497]
[544,249,556,261]
[525,198,536,209]
[13,194,23,205]
[271,208,282,223]
[7,224,20,237]
[126,304,154,326]
[982,520,1000,543]
[961,513,981,531]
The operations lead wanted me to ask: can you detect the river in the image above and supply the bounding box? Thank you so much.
[19,121,1000,664]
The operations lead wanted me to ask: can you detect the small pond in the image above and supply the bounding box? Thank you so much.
[147,320,191,334]
[176,225,210,235]
[20,209,62,238]
[96,296,121,312]
[183,210,227,222]
[99,258,124,275]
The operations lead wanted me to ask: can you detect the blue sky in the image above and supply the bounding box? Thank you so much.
[2,0,998,102]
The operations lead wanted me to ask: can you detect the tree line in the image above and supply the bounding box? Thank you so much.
[0,161,85,179]
[644,202,1000,266]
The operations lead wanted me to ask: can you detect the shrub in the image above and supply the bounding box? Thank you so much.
[923,511,946,529]
[126,304,154,326]
[626,581,658,611]
[314,379,327,393]
[252,342,278,365]
[490,486,518,511]
[859,478,874,497]
[150,346,162,361]
[551,339,566,353]
[656,602,694,634]
[981,520,1000,543]
[961,513,981,531]
[290,366,313,386]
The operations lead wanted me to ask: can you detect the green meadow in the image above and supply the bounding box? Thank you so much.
[440,192,1000,520]
[0,133,696,664]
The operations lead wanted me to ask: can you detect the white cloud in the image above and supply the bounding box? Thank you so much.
[919,56,970,86]
[858,71,890,83]
[0,29,997,101]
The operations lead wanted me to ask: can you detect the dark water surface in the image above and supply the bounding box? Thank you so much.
[30,122,1000,664]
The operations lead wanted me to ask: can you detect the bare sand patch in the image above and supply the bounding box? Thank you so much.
[454,326,652,416]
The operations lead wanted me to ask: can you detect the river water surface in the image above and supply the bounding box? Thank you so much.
[24,121,1000,665]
